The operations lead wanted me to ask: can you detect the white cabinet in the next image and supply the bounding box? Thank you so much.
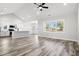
[12,31,29,38]
[0,31,9,36]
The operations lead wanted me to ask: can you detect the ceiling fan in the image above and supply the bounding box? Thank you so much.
[34,3,48,11]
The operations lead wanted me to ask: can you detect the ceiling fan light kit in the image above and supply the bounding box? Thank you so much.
[34,3,48,11]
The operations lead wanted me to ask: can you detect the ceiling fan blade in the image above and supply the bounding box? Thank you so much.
[42,6,48,9]
[34,3,39,6]
[42,3,45,5]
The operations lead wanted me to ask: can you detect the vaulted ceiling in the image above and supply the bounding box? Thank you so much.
[0,3,78,21]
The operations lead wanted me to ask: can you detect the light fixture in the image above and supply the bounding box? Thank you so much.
[64,3,67,6]
[34,3,48,11]
[4,8,7,10]
[39,7,42,9]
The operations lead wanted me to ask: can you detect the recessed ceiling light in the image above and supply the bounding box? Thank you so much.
[22,17,24,19]
[3,8,7,11]
[64,3,67,6]
[4,8,7,9]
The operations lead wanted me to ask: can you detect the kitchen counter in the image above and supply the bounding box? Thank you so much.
[0,31,30,38]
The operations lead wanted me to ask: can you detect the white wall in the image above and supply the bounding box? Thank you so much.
[0,14,24,31]
[22,20,38,34]
[78,5,79,43]
[38,12,78,41]
[0,14,38,34]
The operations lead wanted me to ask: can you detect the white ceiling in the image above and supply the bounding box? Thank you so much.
[0,3,78,21]
[45,3,78,16]
[0,3,25,14]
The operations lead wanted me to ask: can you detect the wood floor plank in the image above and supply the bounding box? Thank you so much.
[0,35,78,56]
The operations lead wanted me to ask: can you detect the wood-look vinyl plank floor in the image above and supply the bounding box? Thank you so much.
[0,35,78,56]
